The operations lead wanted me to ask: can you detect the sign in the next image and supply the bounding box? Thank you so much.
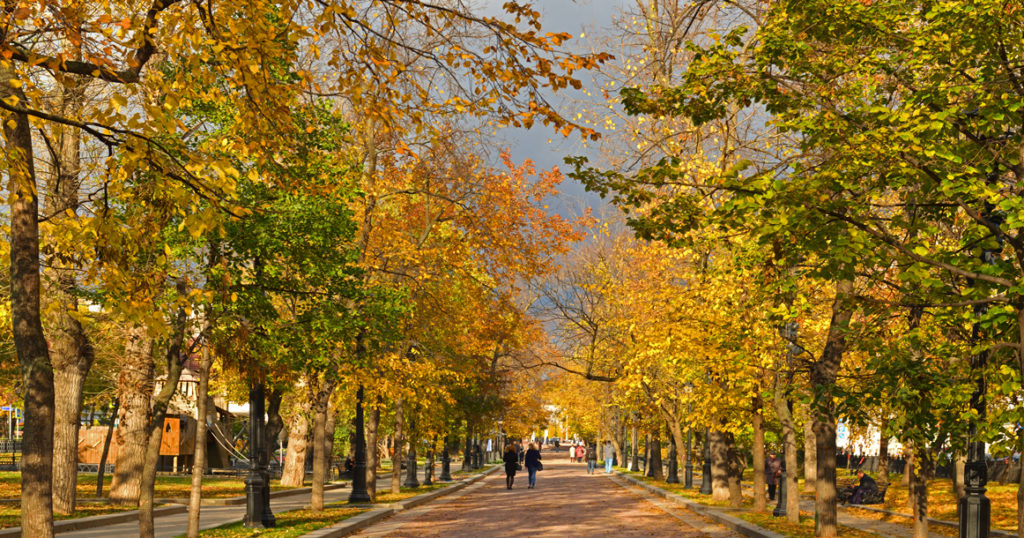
[160,417,180,455]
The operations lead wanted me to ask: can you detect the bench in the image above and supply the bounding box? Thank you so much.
[859,484,888,505]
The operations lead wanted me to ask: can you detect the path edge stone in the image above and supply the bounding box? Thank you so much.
[613,471,785,538]
[0,504,187,538]
[304,465,501,537]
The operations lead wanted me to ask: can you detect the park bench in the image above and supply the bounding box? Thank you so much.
[857,484,888,505]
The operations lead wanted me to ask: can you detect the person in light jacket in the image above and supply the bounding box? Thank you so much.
[603,441,616,473]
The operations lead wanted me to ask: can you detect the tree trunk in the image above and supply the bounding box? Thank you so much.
[366,397,380,501]
[323,401,337,480]
[810,278,854,537]
[903,449,913,487]
[724,432,741,508]
[281,391,312,487]
[908,444,933,538]
[48,68,93,517]
[3,60,56,538]
[813,416,838,536]
[953,452,966,500]
[186,344,212,538]
[752,398,767,512]
[109,326,154,504]
[710,430,729,501]
[1017,429,1024,538]
[648,433,663,480]
[392,398,403,494]
[139,289,188,537]
[804,407,817,493]
[877,416,890,487]
[264,387,284,470]
[462,430,472,471]
[774,379,800,523]
[667,417,686,481]
[96,399,119,497]
[310,379,335,512]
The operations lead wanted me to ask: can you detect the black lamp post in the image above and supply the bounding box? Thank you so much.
[439,434,453,481]
[347,386,371,503]
[423,436,435,486]
[404,432,420,488]
[244,379,274,527]
[960,182,1001,537]
[773,463,788,517]
[699,428,712,495]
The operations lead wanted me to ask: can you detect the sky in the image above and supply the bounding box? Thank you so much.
[479,0,631,219]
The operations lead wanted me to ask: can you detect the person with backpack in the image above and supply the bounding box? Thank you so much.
[585,443,597,474]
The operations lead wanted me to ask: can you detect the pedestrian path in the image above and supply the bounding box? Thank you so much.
[351,453,737,537]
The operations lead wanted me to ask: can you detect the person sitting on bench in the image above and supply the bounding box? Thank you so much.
[840,470,878,504]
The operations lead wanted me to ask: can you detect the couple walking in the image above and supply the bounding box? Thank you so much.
[503,443,542,489]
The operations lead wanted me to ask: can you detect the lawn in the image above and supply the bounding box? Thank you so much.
[0,503,140,529]
[0,472,298,501]
[172,506,365,537]
[736,511,880,538]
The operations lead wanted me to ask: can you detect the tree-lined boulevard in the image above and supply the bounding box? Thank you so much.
[3,1,1024,537]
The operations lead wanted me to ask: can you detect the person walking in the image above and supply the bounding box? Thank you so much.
[575,443,585,464]
[603,440,616,473]
[765,452,782,500]
[524,442,543,488]
[585,442,597,474]
[503,444,519,489]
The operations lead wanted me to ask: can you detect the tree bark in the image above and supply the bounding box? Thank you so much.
[710,430,729,501]
[752,398,767,512]
[1017,429,1024,538]
[3,59,56,538]
[139,287,188,537]
[392,398,403,494]
[648,432,663,480]
[47,65,93,517]
[811,279,854,537]
[310,378,335,512]
[803,407,817,493]
[281,390,312,487]
[366,397,380,501]
[96,399,119,497]
[877,416,890,487]
[908,443,933,538]
[186,343,212,538]
[725,431,743,508]
[264,387,284,470]
[903,449,913,487]
[774,377,800,523]
[109,326,154,504]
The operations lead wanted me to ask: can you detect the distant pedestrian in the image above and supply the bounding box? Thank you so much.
[586,443,597,474]
[517,442,524,464]
[524,442,543,488]
[503,444,519,489]
[575,443,585,464]
[603,441,616,473]
[766,452,782,500]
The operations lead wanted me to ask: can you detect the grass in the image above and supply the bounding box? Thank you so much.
[736,511,880,538]
[371,482,446,504]
[0,503,140,529]
[0,472,297,501]
[172,506,365,537]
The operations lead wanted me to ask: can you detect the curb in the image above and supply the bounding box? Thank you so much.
[0,504,188,537]
[304,465,500,537]
[613,472,785,538]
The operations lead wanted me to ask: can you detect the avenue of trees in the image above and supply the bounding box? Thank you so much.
[545,1,1024,538]
[0,1,607,537]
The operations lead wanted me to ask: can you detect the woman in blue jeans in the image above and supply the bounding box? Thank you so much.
[524,442,542,488]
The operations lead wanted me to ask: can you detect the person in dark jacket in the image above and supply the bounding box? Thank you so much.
[765,452,782,500]
[503,444,519,489]
[524,442,542,488]
[585,443,598,474]
[849,470,878,504]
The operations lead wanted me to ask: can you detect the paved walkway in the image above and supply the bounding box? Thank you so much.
[352,453,739,537]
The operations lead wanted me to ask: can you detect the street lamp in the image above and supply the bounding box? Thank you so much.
[244,374,274,527]
[699,427,712,495]
[347,386,371,503]
[960,176,1001,537]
